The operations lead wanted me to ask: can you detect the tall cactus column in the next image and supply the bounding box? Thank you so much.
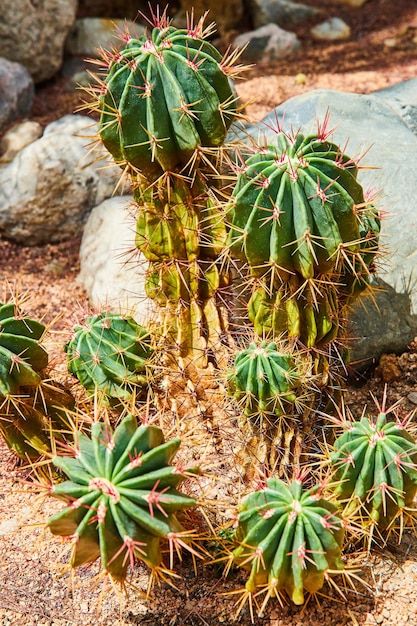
[227,123,380,472]
[93,9,242,368]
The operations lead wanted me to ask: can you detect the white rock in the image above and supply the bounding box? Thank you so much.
[311,17,351,41]
[0,0,77,83]
[0,115,120,245]
[0,120,43,163]
[65,18,145,58]
[78,196,153,326]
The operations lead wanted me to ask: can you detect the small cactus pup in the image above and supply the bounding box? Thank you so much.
[88,6,247,368]
[64,311,153,403]
[47,413,200,583]
[228,339,316,473]
[329,394,417,539]
[229,340,300,421]
[231,475,344,614]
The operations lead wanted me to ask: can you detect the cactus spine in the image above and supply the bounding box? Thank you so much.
[47,414,199,581]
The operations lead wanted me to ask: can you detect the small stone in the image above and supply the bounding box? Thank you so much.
[384,38,398,48]
[311,17,351,41]
[0,518,19,535]
[382,609,391,619]
[407,392,417,405]
[295,72,307,85]
[374,353,402,383]
[45,260,65,277]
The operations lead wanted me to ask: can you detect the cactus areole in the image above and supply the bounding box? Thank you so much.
[98,14,237,179]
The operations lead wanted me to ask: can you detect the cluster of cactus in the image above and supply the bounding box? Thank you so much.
[92,7,243,367]
[329,401,417,532]
[48,414,199,581]
[65,311,153,402]
[231,476,345,608]
[227,123,381,348]
[3,8,412,623]
[225,122,380,473]
[0,299,73,460]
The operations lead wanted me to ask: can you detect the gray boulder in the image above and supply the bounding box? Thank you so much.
[0,59,34,132]
[240,79,417,365]
[0,115,121,245]
[65,18,145,58]
[248,0,318,29]
[0,0,77,83]
[233,24,300,64]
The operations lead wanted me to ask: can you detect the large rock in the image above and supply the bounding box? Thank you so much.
[178,0,244,35]
[0,115,121,245]
[248,0,318,29]
[65,18,145,58]
[0,59,34,132]
[78,196,153,325]
[0,0,77,83]
[233,24,300,63]
[239,79,417,365]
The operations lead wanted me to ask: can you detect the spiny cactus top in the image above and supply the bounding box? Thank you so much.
[233,477,344,605]
[230,340,300,417]
[65,311,153,401]
[330,409,417,527]
[97,10,238,179]
[228,124,368,281]
[0,301,48,395]
[48,414,199,581]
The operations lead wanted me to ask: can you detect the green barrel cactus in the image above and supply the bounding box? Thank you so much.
[47,414,199,581]
[227,130,367,282]
[0,300,48,395]
[232,477,344,606]
[229,340,300,419]
[330,409,417,528]
[65,312,153,401]
[98,12,237,179]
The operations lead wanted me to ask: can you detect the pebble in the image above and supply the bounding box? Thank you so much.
[311,17,351,41]
[408,391,417,405]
